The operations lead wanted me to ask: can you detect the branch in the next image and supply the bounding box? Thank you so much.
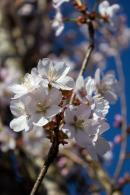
[30,128,59,195]
[81,151,122,195]
[75,0,83,6]
[70,22,94,104]
[113,55,127,180]
[79,21,95,77]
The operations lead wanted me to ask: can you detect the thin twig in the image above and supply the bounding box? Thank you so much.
[75,0,82,6]
[70,22,94,104]
[81,151,122,195]
[79,44,94,77]
[114,54,127,180]
[30,128,59,195]
[79,21,95,77]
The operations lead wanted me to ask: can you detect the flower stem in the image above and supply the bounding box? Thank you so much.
[30,128,59,195]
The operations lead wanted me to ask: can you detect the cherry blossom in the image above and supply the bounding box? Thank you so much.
[94,69,118,103]
[75,75,110,118]
[98,1,120,20]
[75,75,95,100]
[10,86,62,132]
[52,8,64,36]
[37,58,74,90]
[29,86,62,127]
[10,70,41,99]
[63,104,110,159]
[10,98,34,132]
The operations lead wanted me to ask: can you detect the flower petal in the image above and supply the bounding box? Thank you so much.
[48,88,62,105]
[95,68,101,85]
[57,64,70,79]
[10,100,25,116]
[46,105,61,118]
[76,75,84,90]
[99,121,110,134]
[57,76,74,90]
[33,116,48,127]
[64,106,75,124]
[10,84,27,98]
[76,104,91,120]
[75,131,90,148]
[38,59,51,79]
[85,76,95,96]
[10,115,28,132]
[95,137,110,156]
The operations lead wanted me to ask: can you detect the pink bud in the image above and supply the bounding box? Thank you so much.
[114,114,123,128]
[114,135,123,144]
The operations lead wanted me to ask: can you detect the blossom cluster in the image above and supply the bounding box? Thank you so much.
[10,58,118,160]
[52,0,120,36]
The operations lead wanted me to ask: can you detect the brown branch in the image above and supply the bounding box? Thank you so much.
[113,54,127,180]
[30,128,59,195]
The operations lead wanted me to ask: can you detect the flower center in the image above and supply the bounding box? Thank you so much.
[36,102,49,113]
[73,116,84,130]
[47,65,59,82]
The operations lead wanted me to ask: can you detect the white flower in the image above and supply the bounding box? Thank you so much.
[87,117,110,159]
[63,104,110,160]
[28,86,62,127]
[75,76,109,117]
[10,69,41,99]
[63,104,96,139]
[99,1,120,19]
[52,8,64,36]
[95,69,118,103]
[10,97,34,132]
[53,0,69,8]
[75,75,95,99]
[10,86,62,132]
[37,58,74,90]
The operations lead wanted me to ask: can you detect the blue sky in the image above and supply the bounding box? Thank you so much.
[104,0,130,193]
